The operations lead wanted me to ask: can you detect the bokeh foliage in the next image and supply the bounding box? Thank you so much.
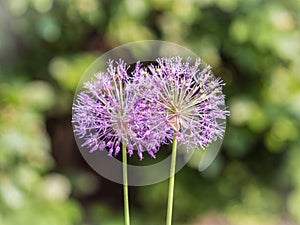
[1,0,300,224]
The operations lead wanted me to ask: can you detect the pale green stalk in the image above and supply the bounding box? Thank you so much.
[122,141,130,225]
[166,133,178,225]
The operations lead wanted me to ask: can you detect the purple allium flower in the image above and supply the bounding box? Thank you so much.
[138,57,229,150]
[72,59,169,159]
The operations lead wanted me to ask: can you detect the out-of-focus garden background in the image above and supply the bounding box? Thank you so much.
[1,0,300,224]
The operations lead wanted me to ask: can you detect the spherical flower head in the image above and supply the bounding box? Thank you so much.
[144,56,229,150]
[72,59,167,159]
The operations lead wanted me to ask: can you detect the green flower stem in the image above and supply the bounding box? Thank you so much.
[166,133,178,225]
[122,141,130,225]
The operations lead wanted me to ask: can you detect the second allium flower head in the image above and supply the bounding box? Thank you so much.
[72,57,229,159]
[144,57,229,150]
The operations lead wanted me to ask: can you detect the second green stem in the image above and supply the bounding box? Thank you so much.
[122,142,130,225]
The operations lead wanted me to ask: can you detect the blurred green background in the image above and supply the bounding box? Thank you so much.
[1,0,300,224]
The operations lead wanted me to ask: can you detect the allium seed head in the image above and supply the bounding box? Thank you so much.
[72,60,169,159]
[140,57,229,150]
